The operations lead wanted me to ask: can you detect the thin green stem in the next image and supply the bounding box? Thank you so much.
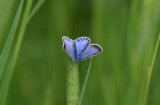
[143,34,160,105]
[78,58,92,105]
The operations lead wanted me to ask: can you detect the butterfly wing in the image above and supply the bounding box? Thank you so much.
[74,37,90,60]
[62,36,75,60]
[79,44,103,61]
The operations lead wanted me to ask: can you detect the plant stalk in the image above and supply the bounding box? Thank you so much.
[66,63,79,105]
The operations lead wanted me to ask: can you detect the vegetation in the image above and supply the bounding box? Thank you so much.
[0,0,160,105]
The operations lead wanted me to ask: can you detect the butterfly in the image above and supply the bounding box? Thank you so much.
[62,36,103,63]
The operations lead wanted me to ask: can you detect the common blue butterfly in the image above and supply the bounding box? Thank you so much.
[62,36,103,63]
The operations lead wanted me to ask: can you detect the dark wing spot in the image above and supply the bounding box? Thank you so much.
[93,45,103,52]
[63,44,66,51]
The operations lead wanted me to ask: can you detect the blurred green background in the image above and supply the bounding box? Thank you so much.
[0,0,160,105]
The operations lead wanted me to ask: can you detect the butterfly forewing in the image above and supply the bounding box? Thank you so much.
[79,44,103,61]
[74,37,90,58]
[62,36,75,59]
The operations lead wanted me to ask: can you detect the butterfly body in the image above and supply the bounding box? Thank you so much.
[73,43,79,62]
[62,36,103,63]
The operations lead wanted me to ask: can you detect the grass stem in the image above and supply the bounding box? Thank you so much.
[66,62,79,105]
[0,0,33,105]
[78,58,92,105]
[143,34,160,105]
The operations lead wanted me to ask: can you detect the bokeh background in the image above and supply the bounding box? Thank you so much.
[0,0,160,105]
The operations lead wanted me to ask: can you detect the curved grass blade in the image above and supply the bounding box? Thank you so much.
[26,0,45,24]
[0,0,25,104]
[0,0,47,103]
[0,0,24,79]
[143,34,160,105]
[0,0,46,104]
[78,58,92,105]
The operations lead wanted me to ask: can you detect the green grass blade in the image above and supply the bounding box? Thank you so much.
[0,0,24,79]
[0,0,46,104]
[78,58,92,105]
[0,0,24,104]
[26,0,45,24]
[143,34,160,105]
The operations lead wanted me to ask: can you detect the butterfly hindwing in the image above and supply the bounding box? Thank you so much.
[62,36,75,60]
[79,44,103,61]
